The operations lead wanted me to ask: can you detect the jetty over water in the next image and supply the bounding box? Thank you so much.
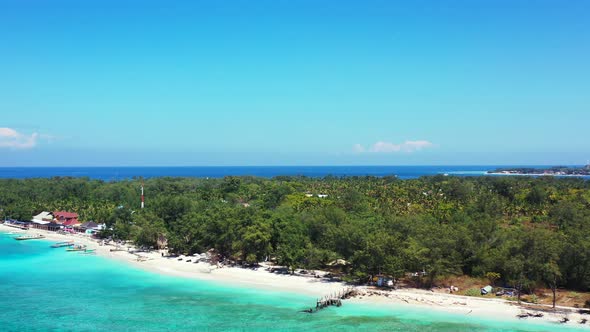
[303,288,355,313]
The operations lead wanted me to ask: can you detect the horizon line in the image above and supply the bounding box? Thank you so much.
[0,164,584,168]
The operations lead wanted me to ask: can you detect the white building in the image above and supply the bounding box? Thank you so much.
[31,211,53,225]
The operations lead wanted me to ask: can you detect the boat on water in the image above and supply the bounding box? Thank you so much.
[14,234,45,241]
[66,245,87,252]
[50,241,74,248]
[80,249,96,255]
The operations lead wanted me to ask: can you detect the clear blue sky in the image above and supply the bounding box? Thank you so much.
[1,0,588,166]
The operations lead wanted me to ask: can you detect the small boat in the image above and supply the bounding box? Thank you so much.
[66,245,87,252]
[14,234,45,241]
[51,241,74,248]
[80,249,96,255]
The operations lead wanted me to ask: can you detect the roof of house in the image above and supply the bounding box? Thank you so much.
[6,219,29,225]
[32,211,53,223]
[80,221,99,229]
[62,218,80,226]
[54,211,78,219]
[32,220,51,225]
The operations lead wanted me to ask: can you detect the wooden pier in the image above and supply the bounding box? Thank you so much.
[303,287,356,313]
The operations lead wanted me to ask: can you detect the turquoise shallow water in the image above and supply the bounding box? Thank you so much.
[0,233,584,331]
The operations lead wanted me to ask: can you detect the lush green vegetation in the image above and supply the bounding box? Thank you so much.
[2,175,590,297]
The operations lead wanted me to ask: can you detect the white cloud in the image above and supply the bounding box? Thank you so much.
[0,127,40,149]
[353,140,435,153]
[352,143,366,153]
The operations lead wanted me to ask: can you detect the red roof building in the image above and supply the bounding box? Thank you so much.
[54,211,79,225]
[62,219,81,226]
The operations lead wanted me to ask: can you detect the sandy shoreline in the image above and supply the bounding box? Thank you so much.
[3,224,589,328]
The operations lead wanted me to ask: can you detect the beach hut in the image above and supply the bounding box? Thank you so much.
[78,221,101,234]
[63,219,82,228]
[3,219,30,230]
[80,221,99,230]
[31,212,58,231]
[32,211,53,224]
[53,211,79,225]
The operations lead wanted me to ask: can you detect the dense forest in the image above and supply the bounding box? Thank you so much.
[2,175,590,297]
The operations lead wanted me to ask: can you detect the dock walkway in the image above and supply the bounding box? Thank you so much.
[303,287,356,313]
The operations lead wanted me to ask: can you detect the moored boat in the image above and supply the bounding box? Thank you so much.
[14,234,45,241]
[50,241,75,248]
[66,244,87,252]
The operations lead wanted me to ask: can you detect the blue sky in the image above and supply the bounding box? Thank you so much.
[1,0,589,166]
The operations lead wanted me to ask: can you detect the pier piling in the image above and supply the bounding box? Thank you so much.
[307,287,354,313]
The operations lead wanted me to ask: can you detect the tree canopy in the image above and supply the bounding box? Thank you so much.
[2,175,589,293]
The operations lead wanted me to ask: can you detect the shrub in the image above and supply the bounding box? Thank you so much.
[464,288,481,297]
[485,272,501,285]
[529,294,538,304]
[569,292,581,300]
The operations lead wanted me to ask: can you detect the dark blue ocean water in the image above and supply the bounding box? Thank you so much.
[0,165,574,181]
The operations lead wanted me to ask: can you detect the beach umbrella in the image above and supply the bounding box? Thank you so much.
[327,259,349,267]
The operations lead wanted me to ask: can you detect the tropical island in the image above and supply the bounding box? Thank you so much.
[2,174,590,323]
[488,165,590,177]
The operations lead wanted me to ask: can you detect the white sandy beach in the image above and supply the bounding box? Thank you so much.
[3,223,589,328]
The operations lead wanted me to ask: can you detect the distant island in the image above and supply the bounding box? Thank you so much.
[488,165,590,176]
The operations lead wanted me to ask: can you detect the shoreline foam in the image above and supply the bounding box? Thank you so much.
[2,224,588,328]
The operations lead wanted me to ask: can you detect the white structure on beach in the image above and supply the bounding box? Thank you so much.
[31,211,53,225]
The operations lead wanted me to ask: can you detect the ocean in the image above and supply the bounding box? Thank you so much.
[0,233,581,331]
[0,165,583,181]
